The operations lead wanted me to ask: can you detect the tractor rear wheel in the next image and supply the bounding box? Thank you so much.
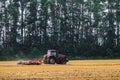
[62,61,66,64]
[61,58,67,64]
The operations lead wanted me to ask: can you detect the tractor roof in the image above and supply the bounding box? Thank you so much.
[48,50,56,51]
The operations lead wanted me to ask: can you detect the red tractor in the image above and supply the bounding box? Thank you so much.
[43,50,68,64]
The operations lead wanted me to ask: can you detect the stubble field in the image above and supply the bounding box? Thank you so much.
[0,60,120,80]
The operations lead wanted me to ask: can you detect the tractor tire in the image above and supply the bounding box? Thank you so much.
[61,58,67,64]
[56,58,66,64]
[62,61,66,64]
[49,58,55,64]
[56,58,62,64]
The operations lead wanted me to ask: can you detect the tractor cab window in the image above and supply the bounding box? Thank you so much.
[47,50,57,56]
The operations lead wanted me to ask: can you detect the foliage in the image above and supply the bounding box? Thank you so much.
[0,0,120,60]
[30,47,40,58]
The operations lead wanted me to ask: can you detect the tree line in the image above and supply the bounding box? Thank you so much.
[0,0,120,60]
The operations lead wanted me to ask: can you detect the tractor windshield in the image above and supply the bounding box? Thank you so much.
[47,50,57,56]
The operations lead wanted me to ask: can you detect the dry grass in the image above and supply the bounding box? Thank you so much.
[0,60,120,80]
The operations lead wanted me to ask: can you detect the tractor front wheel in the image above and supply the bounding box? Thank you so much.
[49,58,55,64]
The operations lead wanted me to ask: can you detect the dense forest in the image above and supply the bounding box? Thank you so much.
[0,0,120,60]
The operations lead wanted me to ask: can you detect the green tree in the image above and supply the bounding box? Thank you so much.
[8,0,19,46]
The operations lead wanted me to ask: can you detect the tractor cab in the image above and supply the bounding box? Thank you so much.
[47,50,57,57]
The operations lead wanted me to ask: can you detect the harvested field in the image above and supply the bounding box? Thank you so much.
[0,60,120,80]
